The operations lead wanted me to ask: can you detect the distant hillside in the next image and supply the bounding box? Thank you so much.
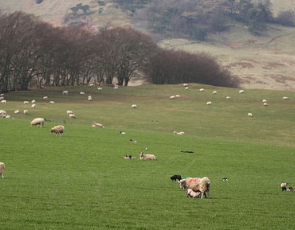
[0,0,295,90]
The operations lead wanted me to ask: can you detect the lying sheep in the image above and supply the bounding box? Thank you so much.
[92,122,104,128]
[0,162,5,178]
[170,174,182,182]
[187,189,201,198]
[287,187,294,192]
[139,152,156,160]
[51,125,65,136]
[30,118,45,127]
[173,131,185,135]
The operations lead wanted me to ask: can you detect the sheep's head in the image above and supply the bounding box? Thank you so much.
[178,179,186,189]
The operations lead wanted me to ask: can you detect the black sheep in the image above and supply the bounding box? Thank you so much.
[170,174,182,182]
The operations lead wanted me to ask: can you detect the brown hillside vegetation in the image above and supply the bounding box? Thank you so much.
[0,0,295,90]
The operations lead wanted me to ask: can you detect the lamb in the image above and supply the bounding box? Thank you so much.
[30,118,45,127]
[170,174,182,182]
[92,122,104,128]
[124,155,136,160]
[287,187,294,192]
[50,125,65,136]
[139,152,156,160]
[281,182,287,191]
[187,189,201,198]
[0,162,5,178]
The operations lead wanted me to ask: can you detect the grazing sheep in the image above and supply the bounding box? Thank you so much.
[206,101,212,105]
[42,96,48,100]
[179,178,201,190]
[62,90,68,95]
[24,110,29,114]
[183,83,188,87]
[30,118,45,127]
[281,182,287,191]
[124,155,136,160]
[175,95,181,98]
[120,131,126,135]
[139,152,156,160]
[89,83,94,87]
[187,189,201,198]
[170,174,182,182]
[49,101,55,104]
[212,91,217,94]
[263,102,268,106]
[226,96,231,99]
[131,104,137,108]
[222,177,228,181]
[1,100,7,104]
[24,101,29,104]
[69,113,76,119]
[31,104,36,109]
[199,88,204,92]
[67,110,74,115]
[51,125,65,136]
[173,131,185,135]
[88,95,92,101]
[169,95,176,99]
[287,187,294,192]
[248,113,253,117]
[191,177,210,199]
[14,109,20,114]
[239,90,244,94]
[185,86,189,90]
[283,96,289,100]
[92,122,104,128]
[0,162,5,178]
[262,99,267,103]
[130,139,137,143]
[31,100,36,104]
[80,92,85,95]
[97,87,103,91]
[114,85,119,89]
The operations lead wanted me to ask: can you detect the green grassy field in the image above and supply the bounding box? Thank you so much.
[1,84,295,229]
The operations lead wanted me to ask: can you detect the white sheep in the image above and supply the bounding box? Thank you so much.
[1,100,7,104]
[212,91,217,94]
[67,110,74,115]
[0,110,7,117]
[175,95,181,98]
[281,183,287,191]
[131,104,137,108]
[69,113,76,119]
[262,99,267,103]
[206,101,212,105]
[24,101,29,104]
[248,113,253,117]
[169,95,176,99]
[199,88,204,92]
[31,104,36,109]
[187,189,201,198]
[263,102,268,106]
[0,162,5,178]
[14,110,20,114]
[173,131,185,135]
[31,100,36,104]
[239,90,244,94]
[89,83,94,87]
[62,90,69,95]
[283,97,289,100]
[43,96,48,100]
[139,152,156,160]
[114,85,119,89]
[49,101,55,104]
[30,118,45,127]
[97,87,103,91]
[51,125,65,136]
[24,110,29,114]
[183,83,188,87]
[88,95,92,101]
[226,96,231,99]
[80,92,85,95]
[185,86,189,90]
[92,122,104,128]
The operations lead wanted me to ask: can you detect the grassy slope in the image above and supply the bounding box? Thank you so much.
[0,85,295,229]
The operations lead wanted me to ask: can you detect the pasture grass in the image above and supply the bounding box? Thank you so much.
[1,84,295,229]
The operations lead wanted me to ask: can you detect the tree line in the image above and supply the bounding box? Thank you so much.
[0,11,239,93]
